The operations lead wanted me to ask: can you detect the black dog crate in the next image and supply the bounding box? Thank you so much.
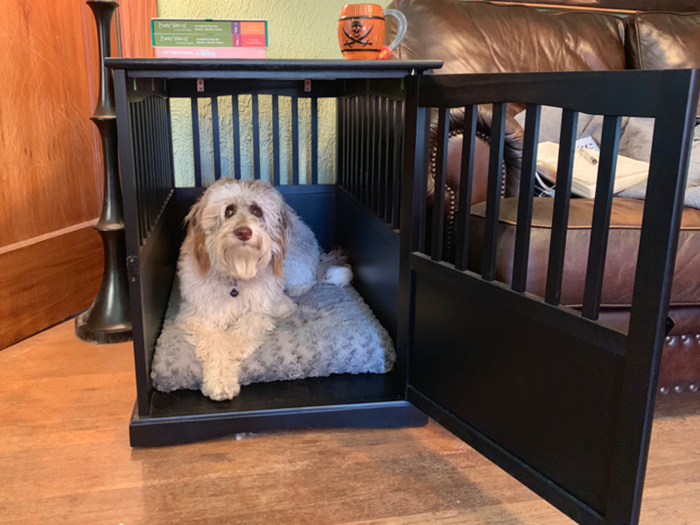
[109,59,698,525]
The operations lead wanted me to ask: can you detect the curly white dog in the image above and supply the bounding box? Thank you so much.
[177,178,352,401]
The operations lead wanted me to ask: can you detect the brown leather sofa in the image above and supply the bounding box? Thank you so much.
[385,0,700,396]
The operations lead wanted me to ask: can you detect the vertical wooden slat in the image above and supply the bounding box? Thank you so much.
[156,98,164,201]
[359,95,365,202]
[375,96,384,214]
[336,98,343,187]
[132,101,143,242]
[161,98,170,195]
[148,98,156,214]
[391,101,403,229]
[162,99,169,196]
[396,78,433,387]
[454,104,478,271]
[292,96,299,185]
[511,103,542,292]
[211,96,221,180]
[368,96,376,211]
[150,98,158,224]
[607,68,698,525]
[582,115,622,319]
[151,97,160,223]
[156,97,165,211]
[232,95,241,180]
[481,102,507,281]
[346,98,352,190]
[139,101,148,240]
[155,97,163,215]
[364,95,374,205]
[140,99,151,231]
[372,96,380,212]
[354,96,361,199]
[545,108,579,305]
[355,96,362,198]
[145,98,156,230]
[346,98,352,192]
[397,78,421,389]
[166,98,175,189]
[359,95,365,199]
[431,108,450,262]
[154,98,163,217]
[371,96,378,209]
[362,95,369,204]
[349,97,356,195]
[347,98,353,193]
[374,95,380,211]
[251,94,261,180]
[383,98,392,222]
[154,97,164,207]
[417,108,431,254]
[400,80,430,257]
[191,97,202,187]
[311,97,318,185]
[130,103,144,244]
[272,95,281,186]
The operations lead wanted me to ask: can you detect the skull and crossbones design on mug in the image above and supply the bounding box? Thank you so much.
[343,20,374,47]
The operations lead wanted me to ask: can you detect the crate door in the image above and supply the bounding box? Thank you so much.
[399,70,699,525]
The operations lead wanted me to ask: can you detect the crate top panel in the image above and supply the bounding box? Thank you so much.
[105,58,443,79]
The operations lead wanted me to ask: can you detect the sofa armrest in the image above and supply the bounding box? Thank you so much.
[428,105,524,207]
[425,106,521,261]
[472,105,524,198]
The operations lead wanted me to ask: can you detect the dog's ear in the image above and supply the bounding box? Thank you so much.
[185,198,211,276]
[270,205,290,277]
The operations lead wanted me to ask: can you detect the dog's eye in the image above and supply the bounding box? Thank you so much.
[250,204,263,218]
[224,204,236,218]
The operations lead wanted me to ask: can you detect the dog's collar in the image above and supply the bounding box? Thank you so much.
[230,278,239,298]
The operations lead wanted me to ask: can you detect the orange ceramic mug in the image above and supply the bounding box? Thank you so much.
[338,4,407,60]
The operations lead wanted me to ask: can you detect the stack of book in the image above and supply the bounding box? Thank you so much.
[536,141,649,198]
[152,19,268,59]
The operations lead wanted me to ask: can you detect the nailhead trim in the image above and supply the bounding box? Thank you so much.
[658,334,700,395]
[429,128,507,260]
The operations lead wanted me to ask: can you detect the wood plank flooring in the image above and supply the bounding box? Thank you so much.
[0,320,698,525]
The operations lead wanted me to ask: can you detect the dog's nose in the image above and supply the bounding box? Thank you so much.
[235,227,252,241]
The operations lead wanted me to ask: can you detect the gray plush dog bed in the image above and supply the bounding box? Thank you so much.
[151,281,396,392]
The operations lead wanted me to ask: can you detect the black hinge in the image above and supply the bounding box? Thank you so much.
[126,256,139,282]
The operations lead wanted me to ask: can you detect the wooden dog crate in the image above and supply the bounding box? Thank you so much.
[108,59,698,525]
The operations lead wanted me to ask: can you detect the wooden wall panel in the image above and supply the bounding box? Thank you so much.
[0,0,156,349]
[118,0,158,58]
[0,225,103,349]
[0,0,102,248]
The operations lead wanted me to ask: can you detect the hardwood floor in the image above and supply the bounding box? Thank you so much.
[0,320,698,525]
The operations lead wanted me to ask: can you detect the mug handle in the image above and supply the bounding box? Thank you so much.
[383,9,407,53]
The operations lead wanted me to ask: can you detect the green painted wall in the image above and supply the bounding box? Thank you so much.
[158,0,353,60]
[157,0,357,186]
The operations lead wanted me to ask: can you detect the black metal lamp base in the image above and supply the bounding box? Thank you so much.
[77,0,132,345]
[75,309,132,344]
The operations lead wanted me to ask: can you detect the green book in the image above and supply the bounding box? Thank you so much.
[151,20,233,34]
[153,34,234,47]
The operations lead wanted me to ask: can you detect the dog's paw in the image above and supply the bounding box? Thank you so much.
[276,296,297,319]
[286,283,314,298]
[201,377,241,401]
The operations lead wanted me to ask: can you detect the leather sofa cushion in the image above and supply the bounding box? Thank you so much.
[598,306,700,336]
[385,0,627,75]
[468,197,700,308]
[625,11,700,116]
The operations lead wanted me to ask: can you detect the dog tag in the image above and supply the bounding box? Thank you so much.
[230,288,239,298]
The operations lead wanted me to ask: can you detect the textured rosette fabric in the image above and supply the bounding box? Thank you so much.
[151,282,396,392]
